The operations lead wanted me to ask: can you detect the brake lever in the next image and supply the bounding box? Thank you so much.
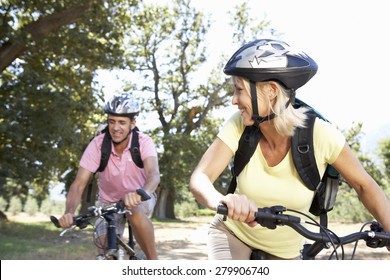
[59,225,76,237]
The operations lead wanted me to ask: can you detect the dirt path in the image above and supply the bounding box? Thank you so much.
[7,213,390,260]
[155,216,211,260]
[154,216,390,260]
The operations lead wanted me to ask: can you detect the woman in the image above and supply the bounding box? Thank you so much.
[189,39,390,259]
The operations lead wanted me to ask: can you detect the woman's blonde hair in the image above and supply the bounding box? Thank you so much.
[241,78,308,137]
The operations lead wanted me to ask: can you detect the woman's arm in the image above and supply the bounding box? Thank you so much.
[190,137,258,225]
[190,137,234,210]
[332,143,390,234]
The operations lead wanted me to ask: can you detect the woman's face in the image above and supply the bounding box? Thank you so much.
[232,77,273,126]
[232,77,253,126]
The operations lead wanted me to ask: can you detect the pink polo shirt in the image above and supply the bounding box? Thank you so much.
[80,131,158,204]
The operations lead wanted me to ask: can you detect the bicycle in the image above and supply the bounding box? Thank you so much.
[217,204,390,260]
[50,189,151,260]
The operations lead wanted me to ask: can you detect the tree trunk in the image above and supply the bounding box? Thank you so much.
[80,174,98,214]
[0,210,8,222]
[153,186,176,220]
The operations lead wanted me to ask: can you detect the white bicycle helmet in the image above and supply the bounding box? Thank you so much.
[104,93,140,116]
[224,39,318,90]
[224,39,318,125]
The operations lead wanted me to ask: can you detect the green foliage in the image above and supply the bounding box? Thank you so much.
[0,196,7,211]
[123,0,236,218]
[122,0,275,219]
[24,196,39,215]
[40,198,65,215]
[0,0,139,202]
[175,200,198,218]
[8,196,22,215]
[378,138,390,181]
[329,183,373,223]
[229,2,279,45]
[3,0,386,224]
[194,208,215,217]
[330,124,389,223]
[0,0,275,221]
[0,220,96,260]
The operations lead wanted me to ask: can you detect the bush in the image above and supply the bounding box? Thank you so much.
[0,196,7,211]
[40,199,65,215]
[195,208,215,216]
[330,188,373,223]
[175,201,198,218]
[24,197,39,216]
[8,197,22,215]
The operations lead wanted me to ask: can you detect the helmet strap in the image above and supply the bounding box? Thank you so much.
[250,81,295,127]
[289,89,296,105]
[250,81,261,127]
[250,80,276,127]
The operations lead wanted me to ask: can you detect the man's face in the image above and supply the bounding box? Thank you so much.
[107,114,132,144]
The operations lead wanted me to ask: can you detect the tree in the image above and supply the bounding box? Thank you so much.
[0,0,276,220]
[122,0,277,219]
[378,138,390,191]
[0,0,138,205]
[123,0,232,219]
[228,1,277,45]
[331,123,386,222]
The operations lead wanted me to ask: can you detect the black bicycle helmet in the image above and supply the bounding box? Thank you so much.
[224,39,318,90]
[224,39,318,126]
[104,93,140,116]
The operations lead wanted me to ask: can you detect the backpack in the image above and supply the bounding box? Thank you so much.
[96,125,143,172]
[84,125,143,203]
[91,124,144,251]
[226,98,340,228]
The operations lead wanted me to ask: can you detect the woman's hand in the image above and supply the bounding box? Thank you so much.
[219,193,258,227]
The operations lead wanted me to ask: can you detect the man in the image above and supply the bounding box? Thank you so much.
[58,93,160,259]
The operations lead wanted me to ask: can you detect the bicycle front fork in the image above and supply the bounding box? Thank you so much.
[104,213,126,260]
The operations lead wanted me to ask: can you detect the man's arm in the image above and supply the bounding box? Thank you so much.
[142,156,160,194]
[58,167,93,228]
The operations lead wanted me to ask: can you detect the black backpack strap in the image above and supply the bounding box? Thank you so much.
[292,112,334,228]
[97,131,112,173]
[291,113,321,191]
[227,126,262,194]
[97,127,143,172]
[130,127,143,169]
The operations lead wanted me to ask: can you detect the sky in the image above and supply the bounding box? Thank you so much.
[55,0,390,200]
[99,0,390,136]
[194,0,390,134]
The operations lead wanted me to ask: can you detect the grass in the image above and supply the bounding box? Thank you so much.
[0,220,96,260]
[0,213,194,260]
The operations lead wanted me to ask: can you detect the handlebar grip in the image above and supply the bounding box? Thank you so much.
[50,216,61,228]
[50,214,84,229]
[217,204,228,216]
[136,188,151,201]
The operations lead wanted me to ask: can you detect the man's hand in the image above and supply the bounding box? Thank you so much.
[123,191,143,209]
[58,213,74,228]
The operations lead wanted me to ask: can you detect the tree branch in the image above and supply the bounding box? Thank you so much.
[0,0,93,72]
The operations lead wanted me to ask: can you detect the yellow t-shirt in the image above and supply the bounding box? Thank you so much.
[217,111,345,258]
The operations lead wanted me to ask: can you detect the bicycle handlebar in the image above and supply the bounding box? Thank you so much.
[217,204,390,250]
[50,189,151,230]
